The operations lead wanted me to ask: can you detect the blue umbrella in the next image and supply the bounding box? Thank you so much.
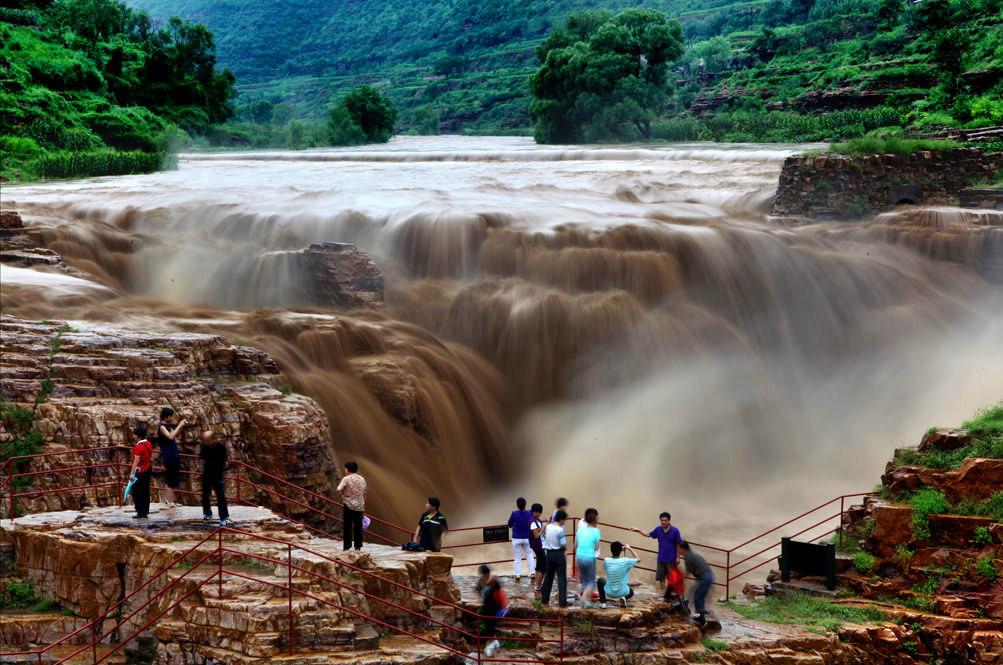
[123,473,138,501]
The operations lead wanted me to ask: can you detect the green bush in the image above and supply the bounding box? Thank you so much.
[962,402,1003,439]
[830,137,961,156]
[853,551,877,574]
[974,526,993,545]
[28,150,167,179]
[906,489,951,541]
[975,557,999,581]
[955,492,1003,521]
[2,579,39,609]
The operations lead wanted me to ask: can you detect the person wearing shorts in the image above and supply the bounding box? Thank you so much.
[530,503,545,594]
[635,512,682,595]
[575,507,601,608]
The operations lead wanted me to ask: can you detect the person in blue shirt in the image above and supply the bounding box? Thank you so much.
[634,511,682,595]
[575,507,601,609]
[597,541,638,608]
[507,497,534,582]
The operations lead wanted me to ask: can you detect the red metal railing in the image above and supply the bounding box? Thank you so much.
[2,445,875,601]
[0,525,564,665]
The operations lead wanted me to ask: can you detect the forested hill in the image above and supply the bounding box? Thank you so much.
[124,0,762,126]
[127,0,1002,138]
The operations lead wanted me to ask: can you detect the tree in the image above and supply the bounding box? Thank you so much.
[685,37,733,74]
[327,86,397,145]
[529,8,684,143]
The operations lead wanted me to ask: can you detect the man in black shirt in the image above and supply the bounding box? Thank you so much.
[413,496,448,552]
[200,431,230,526]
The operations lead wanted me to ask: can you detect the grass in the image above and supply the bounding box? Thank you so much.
[702,638,730,652]
[975,557,999,581]
[890,402,1003,475]
[829,137,961,156]
[723,593,885,632]
[853,551,877,575]
[905,490,951,541]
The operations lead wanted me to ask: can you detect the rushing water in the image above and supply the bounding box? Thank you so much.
[3,136,1002,552]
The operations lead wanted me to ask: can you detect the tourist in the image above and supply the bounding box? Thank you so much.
[413,497,448,552]
[575,507,601,608]
[529,503,545,595]
[550,497,569,523]
[128,426,153,520]
[634,511,682,595]
[475,565,509,658]
[597,541,638,608]
[200,431,230,526]
[156,407,188,508]
[337,461,367,551]
[508,497,534,582]
[540,509,569,607]
[679,541,715,625]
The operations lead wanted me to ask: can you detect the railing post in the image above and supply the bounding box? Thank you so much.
[560,617,564,664]
[838,497,845,548]
[91,620,98,665]
[115,449,122,507]
[287,543,294,656]
[218,529,223,600]
[725,550,731,601]
[476,608,482,665]
[236,464,241,505]
[570,517,577,579]
[8,462,13,523]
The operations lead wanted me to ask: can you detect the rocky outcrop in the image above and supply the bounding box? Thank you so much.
[303,242,384,309]
[771,149,1003,219]
[1,506,460,664]
[882,458,1003,503]
[0,316,338,522]
[961,187,1003,210]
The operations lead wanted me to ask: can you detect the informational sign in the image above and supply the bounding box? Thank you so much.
[483,525,510,543]
[780,537,837,590]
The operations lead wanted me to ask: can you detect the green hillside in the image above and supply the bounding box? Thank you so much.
[125,0,1003,137]
[1,0,235,180]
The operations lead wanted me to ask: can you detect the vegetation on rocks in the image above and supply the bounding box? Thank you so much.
[1,0,234,180]
[894,400,1003,470]
[724,593,885,632]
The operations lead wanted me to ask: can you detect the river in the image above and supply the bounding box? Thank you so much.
[3,136,1002,558]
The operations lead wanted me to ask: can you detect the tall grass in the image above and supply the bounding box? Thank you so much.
[724,593,885,632]
[829,137,961,156]
[28,150,169,179]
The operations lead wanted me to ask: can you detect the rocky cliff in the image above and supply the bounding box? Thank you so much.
[771,149,1003,220]
[0,315,338,522]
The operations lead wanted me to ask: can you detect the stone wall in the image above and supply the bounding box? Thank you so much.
[961,187,1003,210]
[771,148,1003,220]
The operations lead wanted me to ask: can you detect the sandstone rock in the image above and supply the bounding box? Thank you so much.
[919,429,973,453]
[303,242,384,309]
[871,503,914,554]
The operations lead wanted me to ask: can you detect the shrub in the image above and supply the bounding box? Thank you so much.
[975,557,999,581]
[854,551,877,574]
[906,489,951,541]
[702,638,730,652]
[961,401,1003,439]
[28,150,166,179]
[2,579,39,609]
[974,526,993,545]
[830,137,961,156]
[955,492,1003,521]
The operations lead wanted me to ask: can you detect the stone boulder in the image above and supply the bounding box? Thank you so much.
[302,242,384,309]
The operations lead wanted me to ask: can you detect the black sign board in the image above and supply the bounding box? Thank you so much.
[483,525,510,543]
[780,537,836,590]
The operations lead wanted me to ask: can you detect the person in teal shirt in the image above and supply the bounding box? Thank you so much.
[598,541,638,608]
[575,507,601,608]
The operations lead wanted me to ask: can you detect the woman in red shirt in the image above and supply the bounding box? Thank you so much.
[128,426,153,519]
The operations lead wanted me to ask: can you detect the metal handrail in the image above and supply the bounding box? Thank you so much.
[2,444,876,599]
[1,525,565,665]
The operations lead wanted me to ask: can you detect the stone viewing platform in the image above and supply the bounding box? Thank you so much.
[1,502,938,665]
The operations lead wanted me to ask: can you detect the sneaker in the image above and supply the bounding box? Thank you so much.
[132,514,148,519]
[620,597,628,608]
[202,515,213,520]
[219,518,230,527]
[599,602,607,609]
[484,640,500,657]
[582,600,593,609]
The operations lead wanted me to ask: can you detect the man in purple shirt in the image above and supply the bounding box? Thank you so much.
[634,512,682,587]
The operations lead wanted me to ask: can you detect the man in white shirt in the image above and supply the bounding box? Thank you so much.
[540,509,569,607]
